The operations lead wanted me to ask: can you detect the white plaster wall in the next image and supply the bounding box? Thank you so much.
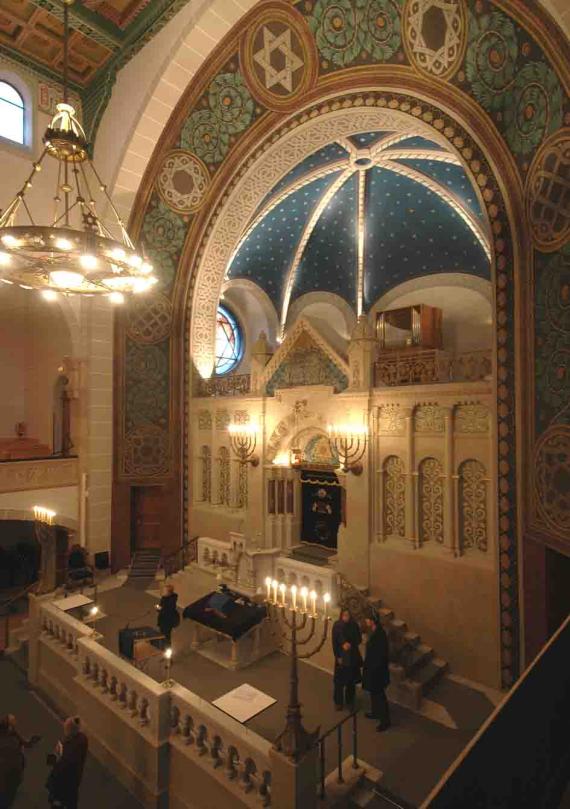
[369,275,493,354]
[0,485,78,523]
[0,285,73,444]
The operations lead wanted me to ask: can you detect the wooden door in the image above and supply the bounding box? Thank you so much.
[131,487,163,550]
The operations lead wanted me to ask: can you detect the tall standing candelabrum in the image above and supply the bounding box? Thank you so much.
[264,579,331,760]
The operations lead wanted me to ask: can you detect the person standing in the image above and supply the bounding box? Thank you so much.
[362,613,391,732]
[0,714,40,808]
[47,717,88,809]
[332,608,362,710]
[156,583,180,645]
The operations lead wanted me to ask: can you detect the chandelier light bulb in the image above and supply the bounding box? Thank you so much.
[141,262,153,275]
[49,270,84,289]
[111,247,126,261]
[108,291,124,305]
[1,234,20,249]
[41,289,58,301]
[80,254,98,271]
[0,251,10,266]
[54,237,73,251]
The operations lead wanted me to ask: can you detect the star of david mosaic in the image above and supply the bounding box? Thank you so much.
[526,129,570,252]
[240,1,318,111]
[156,149,210,214]
[254,25,304,93]
[403,0,467,80]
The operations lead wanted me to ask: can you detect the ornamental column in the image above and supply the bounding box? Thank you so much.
[442,405,457,556]
[403,407,416,547]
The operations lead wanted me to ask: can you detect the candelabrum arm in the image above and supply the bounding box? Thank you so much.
[297,617,331,659]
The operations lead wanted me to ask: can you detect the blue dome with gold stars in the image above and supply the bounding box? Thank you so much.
[226,131,491,328]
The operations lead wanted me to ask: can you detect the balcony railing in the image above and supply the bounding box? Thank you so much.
[0,456,79,494]
[195,374,251,398]
[375,349,492,387]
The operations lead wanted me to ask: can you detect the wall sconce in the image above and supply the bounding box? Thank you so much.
[228,423,259,466]
[33,506,56,525]
[327,423,368,475]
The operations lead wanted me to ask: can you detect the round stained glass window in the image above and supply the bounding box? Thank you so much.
[215,304,243,375]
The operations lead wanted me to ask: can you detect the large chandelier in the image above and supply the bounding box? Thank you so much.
[0,0,156,302]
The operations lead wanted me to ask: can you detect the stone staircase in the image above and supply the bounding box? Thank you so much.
[127,548,162,588]
[339,579,448,711]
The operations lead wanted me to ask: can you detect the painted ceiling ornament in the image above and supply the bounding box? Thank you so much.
[464,9,518,113]
[126,292,173,345]
[526,129,570,252]
[309,0,360,67]
[535,247,570,426]
[142,198,186,255]
[402,0,467,80]
[534,425,570,540]
[180,109,225,164]
[156,149,210,215]
[180,71,254,165]
[356,0,403,61]
[503,62,563,158]
[240,1,318,111]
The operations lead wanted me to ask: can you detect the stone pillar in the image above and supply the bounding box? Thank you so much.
[269,746,318,809]
[348,315,377,390]
[404,408,415,546]
[443,406,457,556]
[250,331,273,394]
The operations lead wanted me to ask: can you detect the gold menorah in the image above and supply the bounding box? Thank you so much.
[264,580,331,760]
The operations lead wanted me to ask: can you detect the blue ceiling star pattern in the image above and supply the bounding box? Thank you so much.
[227,131,490,318]
[363,167,489,308]
[394,159,484,219]
[228,172,342,299]
[294,173,359,306]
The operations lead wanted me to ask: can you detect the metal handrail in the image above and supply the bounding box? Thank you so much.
[160,536,198,577]
[317,710,359,799]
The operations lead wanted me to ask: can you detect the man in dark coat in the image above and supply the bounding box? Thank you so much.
[362,614,391,731]
[0,714,40,808]
[47,717,88,809]
[156,583,180,645]
[332,609,362,710]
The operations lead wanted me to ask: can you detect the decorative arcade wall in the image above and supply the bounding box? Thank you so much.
[113,0,570,689]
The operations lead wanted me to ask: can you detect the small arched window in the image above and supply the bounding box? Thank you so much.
[0,82,25,144]
[215,304,243,376]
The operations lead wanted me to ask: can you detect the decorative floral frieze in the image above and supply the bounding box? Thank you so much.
[377,404,404,435]
[455,404,490,434]
[414,405,445,433]
[215,409,231,431]
[197,410,212,430]
[0,458,78,494]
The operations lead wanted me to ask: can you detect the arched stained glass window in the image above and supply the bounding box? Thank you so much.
[0,82,25,144]
[215,304,243,375]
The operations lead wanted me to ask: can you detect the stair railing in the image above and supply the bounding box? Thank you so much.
[0,580,39,655]
[337,573,375,623]
[317,710,359,799]
[160,536,199,579]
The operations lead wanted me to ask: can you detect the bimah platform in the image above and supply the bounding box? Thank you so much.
[182,588,276,670]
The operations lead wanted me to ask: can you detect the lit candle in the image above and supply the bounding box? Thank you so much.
[272,580,278,603]
[310,590,317,616]
[323,593,331,618]
[279,583,286,605]
[300,587,308,613]
[265,577,272,600]
[290,585,297,610]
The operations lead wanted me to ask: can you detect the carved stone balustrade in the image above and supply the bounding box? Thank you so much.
[0,456,79,494]
[76,637,171,744]
[274,557,338,606]
[39,601,92,662]
[375,349,451,387]
[170,683,272,806]
[196,374,251,398]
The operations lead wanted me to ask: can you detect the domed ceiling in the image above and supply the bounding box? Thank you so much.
[226,130,491,333]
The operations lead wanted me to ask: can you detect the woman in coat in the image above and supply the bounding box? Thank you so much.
[332,608,363,710]
[156,583,180,645]
[362,613,391,731]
